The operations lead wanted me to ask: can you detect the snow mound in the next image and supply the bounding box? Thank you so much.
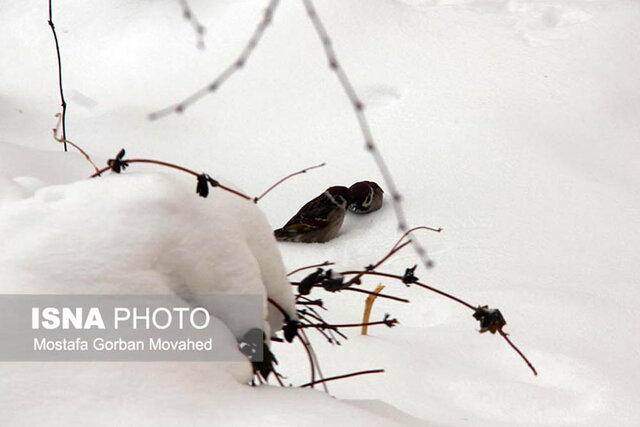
[0,171,297,337]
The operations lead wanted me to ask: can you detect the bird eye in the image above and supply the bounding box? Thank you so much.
[363,193,373,208]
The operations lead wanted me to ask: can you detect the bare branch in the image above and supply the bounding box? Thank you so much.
[299,369,384,388]
[91,154,252,201]
[48,0,68,152]
[254,162,326,203]
[177,0,206,50]
[499,330,538,376]
[150,0,280,119]
[288,261,334,277]
[301,0,435,268]
[52,114,100,174]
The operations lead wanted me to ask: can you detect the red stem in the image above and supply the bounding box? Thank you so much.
[254,162,325,203]
[499,330,538,376]
[287,261,334,277]
[91,158,252,200]
[299,319,396,330]
[299,369,384,388]
[341,270,476,311]
[392,225,443,251]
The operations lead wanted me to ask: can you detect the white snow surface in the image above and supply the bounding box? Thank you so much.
[0,168,296,336]
[1,0,639,425]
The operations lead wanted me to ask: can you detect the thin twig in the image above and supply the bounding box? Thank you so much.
[340,270,476,311]
[344,240,412,288]
[288,261,334,277]
[52,114,100,174]
[301,0,435,268]
[341,287,409,303]
[341,269,537,375]
[299,369,385,388]
[299,318,397,330]
[300,329,329,393]
[297,315,336,343]
[48,0,67,152]
[297,333,316,388]
[91,158,252,201]
[177,0,206,50]
[298,315,348,341]
[499,330,538,376]
[150,0,280,119]
[254,162,326,203]
[392,226,443,251]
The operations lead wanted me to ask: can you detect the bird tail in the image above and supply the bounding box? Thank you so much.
[274,228,295,242]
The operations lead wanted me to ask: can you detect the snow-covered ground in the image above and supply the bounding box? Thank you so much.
[1,0,639,425]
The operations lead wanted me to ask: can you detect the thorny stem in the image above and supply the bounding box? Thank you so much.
[150,0,280,119]
[91,158,252,200]
[499,330,538,376]
[48,0,67,152]
[301,0,434,268]
[254,162,326,203]
[299,369,385,388]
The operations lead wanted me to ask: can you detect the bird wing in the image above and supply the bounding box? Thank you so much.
[282,195,334,230]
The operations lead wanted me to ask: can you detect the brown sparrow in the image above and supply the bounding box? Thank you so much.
[348,181,383,214]
[274,186,351,243]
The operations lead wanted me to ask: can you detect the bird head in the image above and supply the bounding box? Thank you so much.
[348,181,383,212]
[324,186,351,210]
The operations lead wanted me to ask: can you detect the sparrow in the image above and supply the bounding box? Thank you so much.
[348,181,384,214]
[274,186,351,243]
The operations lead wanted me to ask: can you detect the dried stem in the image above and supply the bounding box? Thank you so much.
[344,240,412,288]
[301,0,433,268]
[150,0,280,119]
[48,0,67,152]
[177,0,206,50]
[288,261,334,277]
[499,330,538,376]
[300,329,329,392]
[254,162,326,203]
[91,158,252,201]
[299,369,384,388]
[52,114,100,174]
[341,270,476,311]
[341,287,409,303]
[392,226,443,251]
[290,280,408,303]
[340,270,537,375]
[299,317,397,330]
[297,332,317,388]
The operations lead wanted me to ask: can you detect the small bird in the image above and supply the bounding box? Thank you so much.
[348,181,384,214]
[274,186,351,243]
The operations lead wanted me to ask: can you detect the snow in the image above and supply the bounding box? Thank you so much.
[1,0,640,425]
[0,167,296,336]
